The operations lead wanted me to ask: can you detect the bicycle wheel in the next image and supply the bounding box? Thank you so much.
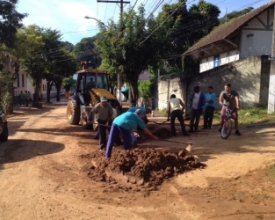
[221,119,232,139]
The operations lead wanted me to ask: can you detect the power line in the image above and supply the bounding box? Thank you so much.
[112,4,117,19]
[138,0,191,46]
[104,3,108,23]
[132,0,139,9]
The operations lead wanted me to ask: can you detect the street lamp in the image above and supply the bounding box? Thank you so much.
[84,16,104,25]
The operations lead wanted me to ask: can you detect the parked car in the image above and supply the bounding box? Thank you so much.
[0,106,8,142]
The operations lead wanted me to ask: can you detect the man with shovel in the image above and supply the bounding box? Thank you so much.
[87,96,114,150]
[167,94,189,137]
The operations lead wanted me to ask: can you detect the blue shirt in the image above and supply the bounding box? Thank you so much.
[127,106,146,114]
[205,92,216,108]
[113,112,146,130]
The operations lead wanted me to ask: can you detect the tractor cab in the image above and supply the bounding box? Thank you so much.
[72,69,112,105]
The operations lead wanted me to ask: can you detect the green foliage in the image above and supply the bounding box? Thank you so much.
[96,5,163,101]
[0,53,15,112]
[238,107,275,124]
[0,0,28,47]
[154,0,220,75]
[220,7,254,24]
[138,80,153,98]
[211,107,275,125]
[73,36,101,68]
[1,91,12,113]
[266,163,275,180]
[62,77,74,92]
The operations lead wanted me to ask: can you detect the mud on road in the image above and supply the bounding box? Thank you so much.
[0,102,275,220]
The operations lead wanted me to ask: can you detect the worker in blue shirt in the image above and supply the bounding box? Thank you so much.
[203,86,216,129]
[105,109,159,158]
[127,106,151,124]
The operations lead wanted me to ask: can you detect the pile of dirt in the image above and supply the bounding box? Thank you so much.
[142,124,171,139]
[82,148,205,190]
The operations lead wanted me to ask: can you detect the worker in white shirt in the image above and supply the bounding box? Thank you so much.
[167,94,189,137]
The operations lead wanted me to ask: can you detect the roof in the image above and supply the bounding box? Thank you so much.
[183,1,275,56]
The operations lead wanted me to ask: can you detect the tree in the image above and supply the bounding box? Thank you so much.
[41,28,77,102]
[0,0,28,47]
[96,5,162,101]
[18,25,46,107]
[219,7,254,24]
[153,0,220,73]
[0,53,14,113]
[74,36,101,68]
[62,76,74,92]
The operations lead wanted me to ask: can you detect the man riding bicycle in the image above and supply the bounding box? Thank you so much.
[218,83,241,135]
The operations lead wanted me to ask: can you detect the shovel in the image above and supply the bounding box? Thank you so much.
[152,116,170,125]
[90,123,111,128]
[159,139,193,152]
[159,139,192,146]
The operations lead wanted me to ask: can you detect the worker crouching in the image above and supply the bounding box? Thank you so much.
[105,109,159,158]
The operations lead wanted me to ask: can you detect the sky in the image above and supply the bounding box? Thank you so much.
[16,0,273,45]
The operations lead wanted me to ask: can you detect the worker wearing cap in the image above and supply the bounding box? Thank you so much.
[88,96,113,150]
[105,109,159,158]
[127,106,151,124]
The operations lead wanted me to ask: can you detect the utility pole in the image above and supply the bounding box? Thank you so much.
[268,2,275,113]
[97,0,130,105]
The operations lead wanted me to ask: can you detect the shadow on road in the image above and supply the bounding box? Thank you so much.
[0,139,65,167]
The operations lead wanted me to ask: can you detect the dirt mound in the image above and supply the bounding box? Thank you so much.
[82,148,205,191]
[143,124,171,139]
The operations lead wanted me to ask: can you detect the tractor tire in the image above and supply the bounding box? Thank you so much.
[67,99,80,125]
[0,124,8,142]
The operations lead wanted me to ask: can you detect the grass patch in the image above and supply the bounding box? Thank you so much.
[159,108,168,117]
[266,163,275,180]
[212,107,275,125]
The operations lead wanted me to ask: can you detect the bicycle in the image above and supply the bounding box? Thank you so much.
[220,105,233,139]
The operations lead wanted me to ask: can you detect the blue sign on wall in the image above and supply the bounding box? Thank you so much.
[214,55,220,67]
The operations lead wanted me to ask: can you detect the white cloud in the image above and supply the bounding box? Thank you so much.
[17,0,111,44]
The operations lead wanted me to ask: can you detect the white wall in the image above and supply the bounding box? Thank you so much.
[240,9,273,58]
[240,30,272,58]
[200,56,214,72]
[14,72,60,100]
[200,50,239,73]
[200,8,274,73]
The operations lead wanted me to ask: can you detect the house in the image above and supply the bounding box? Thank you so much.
[14,71,60,103]
[183,1,275,72]
[180,1,275,109]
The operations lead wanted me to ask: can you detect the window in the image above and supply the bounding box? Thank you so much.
[22,74,24,87]
[214,55,220,68]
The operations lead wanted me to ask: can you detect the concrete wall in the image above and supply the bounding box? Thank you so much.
[158,77,186,110]
[188,56,270,108]
[157,56,270,110]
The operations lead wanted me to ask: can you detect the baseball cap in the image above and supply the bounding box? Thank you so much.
[100,96,107,102]
[135,109,144,117]
[146,107,152,113]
